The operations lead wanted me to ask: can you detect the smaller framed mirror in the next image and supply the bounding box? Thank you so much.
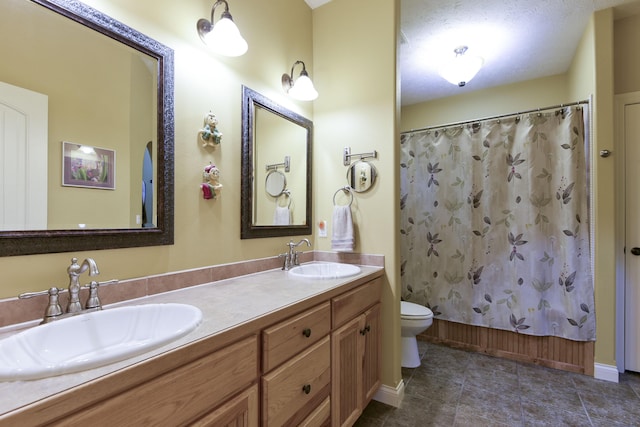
[347,160,377,193]
[241,86,312,238]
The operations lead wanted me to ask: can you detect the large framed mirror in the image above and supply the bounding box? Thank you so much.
[0,0,174,256]
[241,86,312,239]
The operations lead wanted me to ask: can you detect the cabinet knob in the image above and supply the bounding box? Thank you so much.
[360,324,371,335]
[302,328,311,338]
[302,384,311,394]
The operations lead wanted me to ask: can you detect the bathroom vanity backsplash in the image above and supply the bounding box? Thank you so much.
[0,251,384,328]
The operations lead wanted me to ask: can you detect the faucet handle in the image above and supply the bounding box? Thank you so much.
[18,287,64,300]
[19,287,65,323]
[84,281,101,310]
[82,279,118,310]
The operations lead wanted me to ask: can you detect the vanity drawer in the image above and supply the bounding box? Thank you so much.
[262,302,331,372]
[262,336,331,427]
[332,277,382,328]
[299,396,331,427]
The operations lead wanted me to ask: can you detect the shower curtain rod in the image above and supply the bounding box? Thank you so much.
[402,99,590,135]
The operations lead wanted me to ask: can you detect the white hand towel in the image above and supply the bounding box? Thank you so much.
[331,205,354,252]
[274,206,290,225]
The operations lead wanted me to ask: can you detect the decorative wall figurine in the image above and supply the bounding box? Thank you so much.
[198,112,222,147]
[200,162,223,200]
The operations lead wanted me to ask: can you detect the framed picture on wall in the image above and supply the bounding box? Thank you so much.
[62,141,116,190]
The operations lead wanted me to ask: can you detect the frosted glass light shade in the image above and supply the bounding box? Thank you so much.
[203,17,247,57]
[439,49,483,87]
[289,75,318,101]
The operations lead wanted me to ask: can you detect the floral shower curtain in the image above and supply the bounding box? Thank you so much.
[400,106,595,341]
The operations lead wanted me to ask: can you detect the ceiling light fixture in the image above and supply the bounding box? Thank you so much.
[439,46,483,87]
[281,61,318,101]
[197,0,247,57]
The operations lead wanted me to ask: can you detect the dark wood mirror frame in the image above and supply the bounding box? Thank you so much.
[241,86,312,239]
[0,0,174,257]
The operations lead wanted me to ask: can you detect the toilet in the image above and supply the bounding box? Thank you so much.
[401,301,434,368]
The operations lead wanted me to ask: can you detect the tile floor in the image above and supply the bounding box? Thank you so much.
[355,341,640,426]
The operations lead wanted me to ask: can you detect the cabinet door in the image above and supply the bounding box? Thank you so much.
[192,384,258,427]
[331,316,364,427]
[362,304,381,405]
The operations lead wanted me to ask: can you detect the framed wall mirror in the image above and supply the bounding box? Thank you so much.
[241,86,312,238]
[0,0,174,256]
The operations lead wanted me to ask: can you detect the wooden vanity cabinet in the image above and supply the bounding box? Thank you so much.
[331,278,382,427]
[1,271,384,427]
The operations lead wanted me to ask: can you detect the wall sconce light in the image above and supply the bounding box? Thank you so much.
[281,61,318,101]
[438,46,483,87]
[197,0,247,57]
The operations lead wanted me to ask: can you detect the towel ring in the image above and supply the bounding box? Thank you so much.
[333,186,354,207]
[277,192,291,208]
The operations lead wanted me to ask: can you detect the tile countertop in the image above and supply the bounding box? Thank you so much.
[0,263,384,416]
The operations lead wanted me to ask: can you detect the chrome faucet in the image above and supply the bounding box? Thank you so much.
[18,257,117,324]
[67,257,99,313]
[280,239,311,270]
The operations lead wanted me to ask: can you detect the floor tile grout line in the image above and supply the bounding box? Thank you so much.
[566,369,595,426]
[516,362,526,427]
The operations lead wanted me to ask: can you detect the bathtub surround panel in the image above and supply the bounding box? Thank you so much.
[420,318,594,375]
[400,106,595,341]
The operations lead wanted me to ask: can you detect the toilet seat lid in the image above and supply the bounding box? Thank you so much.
[401,301,433,319]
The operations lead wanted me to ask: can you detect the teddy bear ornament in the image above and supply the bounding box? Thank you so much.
[198,112,222,147]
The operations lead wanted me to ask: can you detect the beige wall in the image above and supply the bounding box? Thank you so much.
[0,0,314,298]
[313,0,402,391]
[592,9,616,368]
[401,74,570,132]
[614,13,640,94]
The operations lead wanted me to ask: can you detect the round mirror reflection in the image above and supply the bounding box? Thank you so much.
[347,160,377,193]
[265,170,287,197]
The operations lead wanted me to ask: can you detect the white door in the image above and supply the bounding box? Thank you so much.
[624,100,640,372]
[0,81,48,230]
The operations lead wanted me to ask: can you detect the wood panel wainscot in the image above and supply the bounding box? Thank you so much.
[420,318,595,375]
[0,268,384,427]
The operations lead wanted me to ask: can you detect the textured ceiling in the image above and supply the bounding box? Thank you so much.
[400,0,640,106]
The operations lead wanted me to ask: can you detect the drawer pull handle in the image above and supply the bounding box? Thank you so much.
[302,328,312,338]
[360,325,371,335]
[302,384,311,394]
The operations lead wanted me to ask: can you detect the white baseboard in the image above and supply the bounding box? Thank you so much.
[594,363,619,383]
[372,380,405,408]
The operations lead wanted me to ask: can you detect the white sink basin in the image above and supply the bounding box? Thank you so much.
[288,262,361,279]
[0,303,202,381]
